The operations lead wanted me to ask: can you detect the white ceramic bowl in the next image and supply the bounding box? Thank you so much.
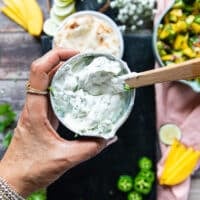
[53,11,124,58]
[50,53,135,139]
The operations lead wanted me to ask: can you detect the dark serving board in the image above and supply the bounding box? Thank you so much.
[41,32,157,200]
[43,2,157,199]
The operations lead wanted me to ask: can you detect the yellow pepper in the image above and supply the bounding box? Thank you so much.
[159,140,200,186]
[170,9,183,18]
[191,22,200,34]
[159,24,176,40]
[161,54,175,61]
[174,21,187,33]
[183,47,196,58]
[173,34,188,50]
[0,6,27,30]
[163,149,199,185]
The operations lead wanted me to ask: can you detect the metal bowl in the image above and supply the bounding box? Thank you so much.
[50,53,135,139]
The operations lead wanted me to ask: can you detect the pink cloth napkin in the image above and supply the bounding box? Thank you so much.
[155,0,200,199]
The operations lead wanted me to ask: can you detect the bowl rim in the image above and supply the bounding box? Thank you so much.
[152,0,200,92]
[50,52,135,139]
[52,10,124,59]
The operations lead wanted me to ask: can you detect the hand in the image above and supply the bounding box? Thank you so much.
[0,48,116,197]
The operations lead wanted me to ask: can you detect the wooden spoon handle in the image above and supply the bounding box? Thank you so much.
[125,58,200,88]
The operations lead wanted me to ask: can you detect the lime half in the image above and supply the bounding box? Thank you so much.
[159,123,182,145]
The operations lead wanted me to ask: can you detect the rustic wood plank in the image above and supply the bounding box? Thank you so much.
[0,0,50,32]
[0,32,42,79]
[0,80,26,113]
[189,178,200,200]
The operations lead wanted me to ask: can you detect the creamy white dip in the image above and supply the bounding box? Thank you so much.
[51,55,133,138]
[53,14,122,57]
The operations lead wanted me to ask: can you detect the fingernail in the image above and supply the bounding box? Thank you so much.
[106,136,118,147]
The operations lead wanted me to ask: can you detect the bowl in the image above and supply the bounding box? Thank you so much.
[53,10,124,58]
[50,53,135,139]
[153,0,200,92]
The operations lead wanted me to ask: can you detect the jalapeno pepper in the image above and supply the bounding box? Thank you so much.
[138,157,153,170]
[117,175,133,192]
[133,176,152,195]
[127,191,143,200]
[137,170,155,183]
[173,0,185,9]
[194,15,200,24]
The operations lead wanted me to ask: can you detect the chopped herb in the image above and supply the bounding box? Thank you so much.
[48,86,55,96]
[124,83,132,91]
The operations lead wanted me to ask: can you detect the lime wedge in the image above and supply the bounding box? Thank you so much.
[43,18,58,36]
[159,123,182,145]
[54,0,75,7]
[53,2,75,17]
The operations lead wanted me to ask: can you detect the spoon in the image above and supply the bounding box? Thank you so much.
[119,58,200,89]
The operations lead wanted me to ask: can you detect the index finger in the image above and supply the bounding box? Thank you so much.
[30,48,78,90]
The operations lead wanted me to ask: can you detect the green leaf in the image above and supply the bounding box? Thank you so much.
[0,103,16,132]
[2,131,13,148]
[26,188,47,200]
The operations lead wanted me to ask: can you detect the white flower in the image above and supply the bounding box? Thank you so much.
[108,0,156,32]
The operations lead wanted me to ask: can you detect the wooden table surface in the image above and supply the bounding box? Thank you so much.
[0,0,200,199]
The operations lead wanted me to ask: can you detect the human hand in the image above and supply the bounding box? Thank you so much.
[0,48,116,197]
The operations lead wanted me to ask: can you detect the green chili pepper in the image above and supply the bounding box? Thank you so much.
[183,0,195,4]
[137,170,155,183]
[127,191,143,200]
[173,0,185,9]
[117,175,133,192]
[194,15,200,24]
[159,24,176,40]
[183,5,193,12]
[133,176,152,195]
[138,157,153,170]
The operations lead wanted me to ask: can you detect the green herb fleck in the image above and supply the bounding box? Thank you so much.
[48,87,55,96]
[124,84,132,91]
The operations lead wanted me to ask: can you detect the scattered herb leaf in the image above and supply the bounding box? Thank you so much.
[2,131,13,148]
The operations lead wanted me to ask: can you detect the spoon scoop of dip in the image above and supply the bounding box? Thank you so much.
[82,57,200,95]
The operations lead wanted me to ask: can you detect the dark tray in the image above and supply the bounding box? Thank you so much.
[41,32,157,200]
